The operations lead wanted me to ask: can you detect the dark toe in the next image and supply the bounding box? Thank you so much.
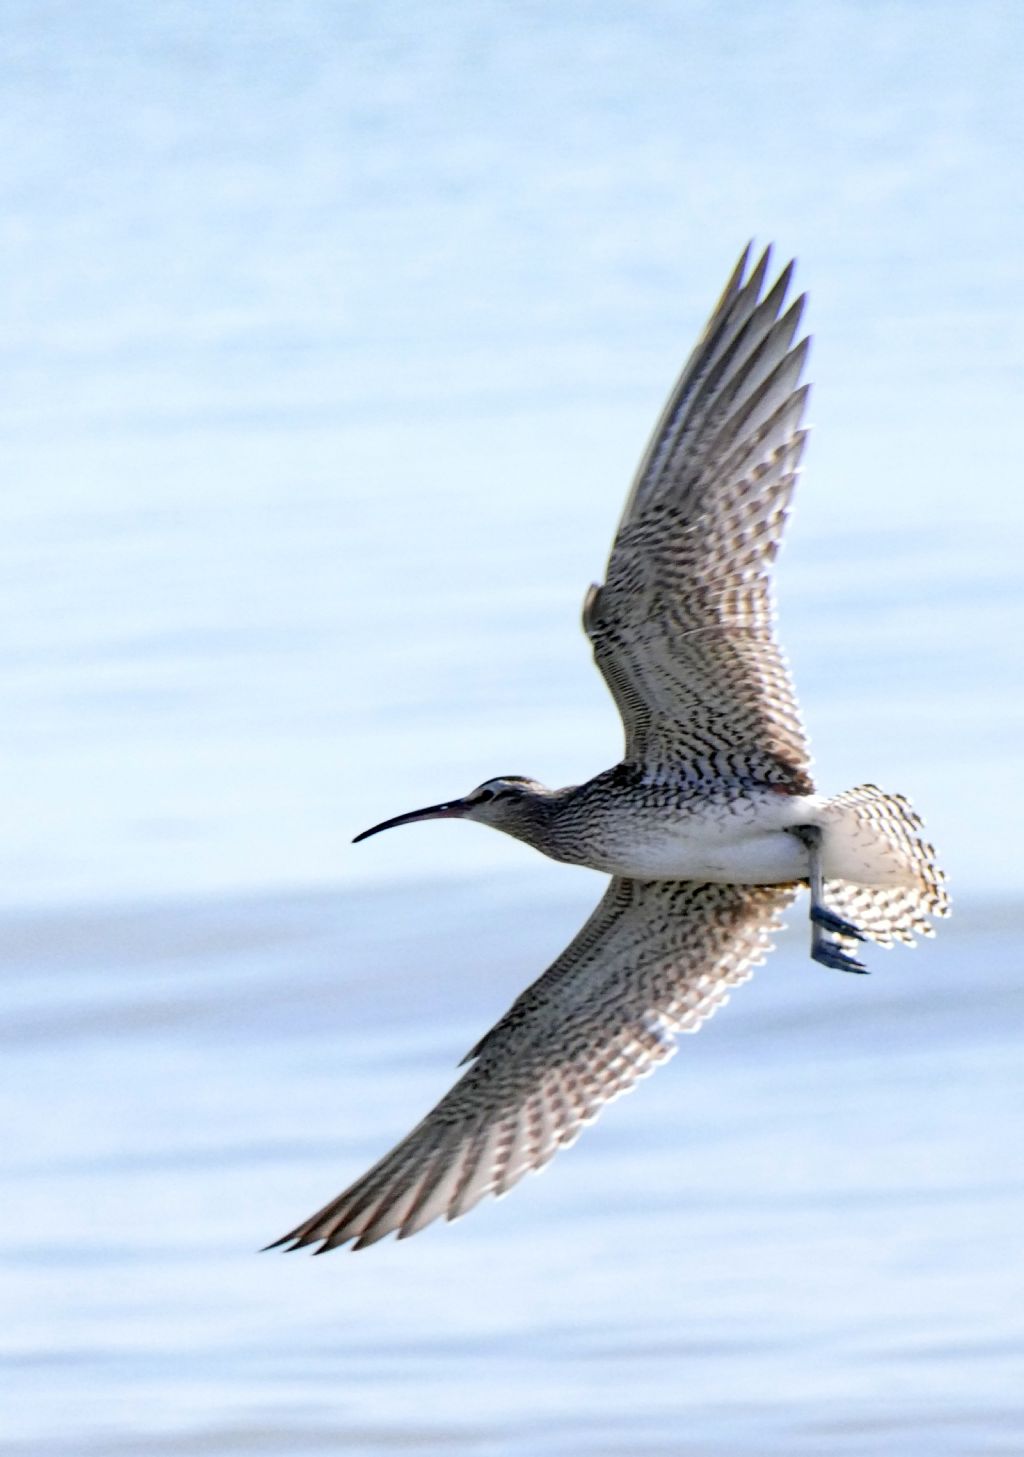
[811,905,867,941]
[812,939,868,974]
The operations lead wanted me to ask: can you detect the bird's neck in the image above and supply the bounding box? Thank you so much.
[499,763,651,864]
[500,784,580,857]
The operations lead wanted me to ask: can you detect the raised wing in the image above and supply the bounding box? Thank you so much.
[584,244,813,787]
[269,878,796,1252]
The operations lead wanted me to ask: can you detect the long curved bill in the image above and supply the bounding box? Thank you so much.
[352,798,472,844]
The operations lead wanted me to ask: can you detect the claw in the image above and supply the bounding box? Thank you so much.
[812,936,868,974]
[811,905,867,941]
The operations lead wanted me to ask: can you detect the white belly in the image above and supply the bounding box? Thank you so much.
[578,787,923,888]
[585,791,818,884]
[595,831,809,883]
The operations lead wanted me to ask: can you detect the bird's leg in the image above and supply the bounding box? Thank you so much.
[790,824,868,974]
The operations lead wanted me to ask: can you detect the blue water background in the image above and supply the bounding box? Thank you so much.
[2,4,1022,1454]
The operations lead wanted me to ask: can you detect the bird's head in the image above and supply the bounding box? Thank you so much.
[353,775,550,845]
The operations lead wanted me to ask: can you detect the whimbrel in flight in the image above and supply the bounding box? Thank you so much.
[271,245,949,1254]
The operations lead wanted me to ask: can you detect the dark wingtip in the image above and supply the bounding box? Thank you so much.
[261,1228,313,1253]
[262,1232,331,1255]
[751,241,773,286]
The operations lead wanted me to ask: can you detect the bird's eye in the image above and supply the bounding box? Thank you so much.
[475,788,496,803]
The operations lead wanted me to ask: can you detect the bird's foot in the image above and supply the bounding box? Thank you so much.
[792,823,869,974]
[811,929,868,975]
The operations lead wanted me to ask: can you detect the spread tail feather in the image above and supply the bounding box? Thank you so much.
[821,784,950,948]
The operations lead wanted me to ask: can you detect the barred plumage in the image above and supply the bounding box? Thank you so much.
[270,245,948,1254]
[270,881,795,1252]
[819,784,951,950]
